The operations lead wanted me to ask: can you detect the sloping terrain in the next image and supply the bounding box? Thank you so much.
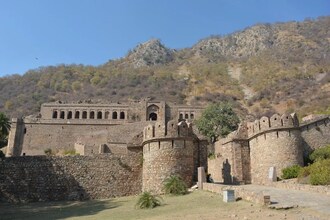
[0,16,329,119]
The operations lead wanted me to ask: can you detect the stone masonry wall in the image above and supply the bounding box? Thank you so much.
[7,121,150,156]
[208,139,250,184]
[249,129,304,184]
[300,117,330,155]
[142,139,195,194]
[0,149,142,203]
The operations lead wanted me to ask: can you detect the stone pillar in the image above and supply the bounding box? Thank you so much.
[268,167,277,182]
[198,167,206,189]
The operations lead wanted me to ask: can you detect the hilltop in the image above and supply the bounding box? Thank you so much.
[0,16,329,119]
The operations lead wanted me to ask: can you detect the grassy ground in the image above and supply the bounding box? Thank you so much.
[0,190,325,220]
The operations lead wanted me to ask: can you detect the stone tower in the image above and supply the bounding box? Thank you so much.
[247,113,304,184]
[142,120,196,194]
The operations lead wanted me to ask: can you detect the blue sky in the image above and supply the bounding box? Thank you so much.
[0,0,329,77]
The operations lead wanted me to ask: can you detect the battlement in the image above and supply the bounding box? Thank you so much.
[247,113,299,138]
[143,120,193,142]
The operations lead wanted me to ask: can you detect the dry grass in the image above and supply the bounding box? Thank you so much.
[1,190,324,220]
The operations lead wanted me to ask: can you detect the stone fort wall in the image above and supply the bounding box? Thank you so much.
[208,114,330,185]
[7,119,150,156]
[7,100,204,157]
[142,120,207,194]
[0,149,142,203]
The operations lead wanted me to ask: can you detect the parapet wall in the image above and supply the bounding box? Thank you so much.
[211,113,329,185]
[0,150,142,203]
[300,116,330,154]
[247,113,299,138]
[142,120,198,194]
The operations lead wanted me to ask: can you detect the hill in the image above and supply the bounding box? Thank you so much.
[0,16,329,119]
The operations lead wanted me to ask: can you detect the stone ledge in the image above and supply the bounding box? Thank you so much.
[266,179,330,195]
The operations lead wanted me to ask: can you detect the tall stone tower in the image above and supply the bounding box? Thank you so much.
[142,120,196,194]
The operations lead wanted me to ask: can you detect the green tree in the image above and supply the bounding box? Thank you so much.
[0,112,11,148]
[196,102,239,143]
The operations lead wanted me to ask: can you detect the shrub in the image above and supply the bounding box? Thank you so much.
[208,153,216,160]
[135,192,162,209]
[44,148,53,156]
[309,145,330,162]
[309,159,330,185]
[163,175,188,195]
[64,149,78,155]
[281,165,302,179]
[297,166,311,184]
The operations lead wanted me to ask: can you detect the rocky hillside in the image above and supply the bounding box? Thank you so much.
[0,16,329,119]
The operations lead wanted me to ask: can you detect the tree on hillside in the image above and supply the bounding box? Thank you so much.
[0,112,11,148]
[196,102,240,143]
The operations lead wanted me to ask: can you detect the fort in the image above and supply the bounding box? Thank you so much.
[208,113,330,185]
[1,99,329,203]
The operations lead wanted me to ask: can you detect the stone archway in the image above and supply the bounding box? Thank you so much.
[147,104,159,121]
[149,112,157,121]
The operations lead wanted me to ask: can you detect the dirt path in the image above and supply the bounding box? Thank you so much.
[240,184,330,215]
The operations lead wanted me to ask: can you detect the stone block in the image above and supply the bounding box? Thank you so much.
[223,190,235,202]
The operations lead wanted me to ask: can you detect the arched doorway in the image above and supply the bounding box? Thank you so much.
[147,104,159,121]
[149,112,157,121]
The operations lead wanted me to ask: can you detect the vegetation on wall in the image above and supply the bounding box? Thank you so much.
[282,145,330,185]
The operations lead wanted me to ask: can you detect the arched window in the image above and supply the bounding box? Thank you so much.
[82,111,87,119]
[112,112,118,119]
[149,113,157,121]
[90,111,95,119]
[179,113,183,119]
[97,111,102,119]
[147,104,159,121]
[105,111,109,119]
[67,111,72,119]
[185,114,189,119]
[190,113,194,119]
[52,111,58,119]
[120,112,125,119]
[60,111,65,119]
[75,111,80,119]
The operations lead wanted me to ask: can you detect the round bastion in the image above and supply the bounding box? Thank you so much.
[142,120,195,194]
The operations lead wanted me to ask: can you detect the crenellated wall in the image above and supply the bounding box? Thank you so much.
[142,120,204,194]
[7,100,204,157]
[210,113,330,185]
[300,117,330,155]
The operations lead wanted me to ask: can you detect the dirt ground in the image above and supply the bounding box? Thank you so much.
[1,190,329,220]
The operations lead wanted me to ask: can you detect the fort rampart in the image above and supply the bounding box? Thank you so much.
[142,120,207,193]
[208,114,330,185]
[0,149,142,203]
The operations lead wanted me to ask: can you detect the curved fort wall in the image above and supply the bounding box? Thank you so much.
[210,113,329,185]
[142,120,196,194]
[247,113,304,184]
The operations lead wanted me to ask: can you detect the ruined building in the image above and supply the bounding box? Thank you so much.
[2,99,330,203]
[6,99,205,157]
[208,113,330,185]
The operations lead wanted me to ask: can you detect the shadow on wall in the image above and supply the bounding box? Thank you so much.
[221,159,239,185]
[0,156,89,203]
[1,199,119,220]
